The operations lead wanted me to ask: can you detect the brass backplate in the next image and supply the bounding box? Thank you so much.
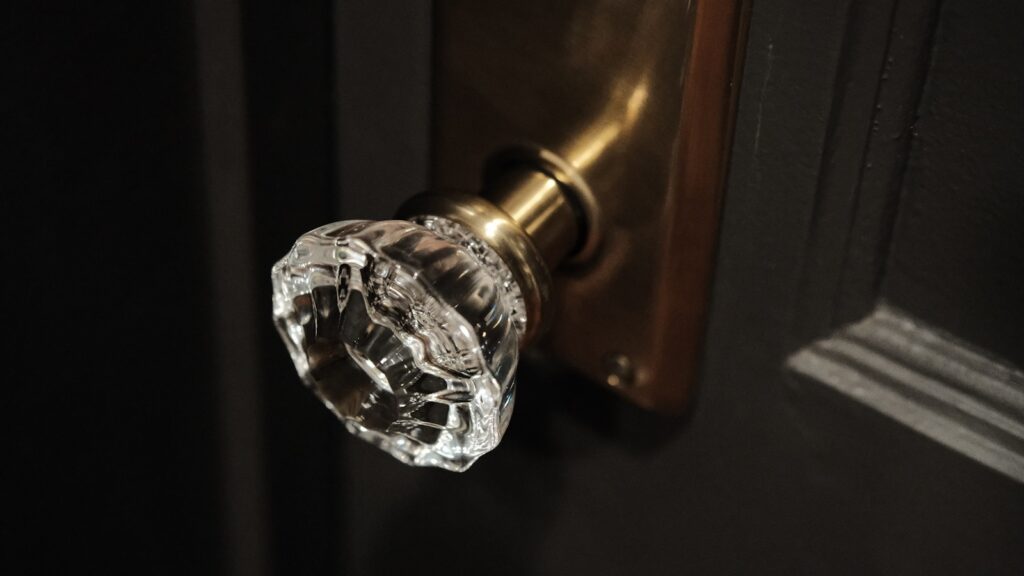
[432,0,751,412]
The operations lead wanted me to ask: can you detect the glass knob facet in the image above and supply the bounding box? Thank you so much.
[272,217,527,471]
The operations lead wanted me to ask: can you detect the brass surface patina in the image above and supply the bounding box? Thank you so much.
[428,0,751,411]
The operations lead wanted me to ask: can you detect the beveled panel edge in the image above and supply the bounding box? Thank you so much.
[787,303,1024,483]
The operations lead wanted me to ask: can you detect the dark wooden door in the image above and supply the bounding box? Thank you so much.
[9,0,1023,574]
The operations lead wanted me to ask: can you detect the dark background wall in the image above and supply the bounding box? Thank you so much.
[6,2,221,573]
[5,0,1022,574]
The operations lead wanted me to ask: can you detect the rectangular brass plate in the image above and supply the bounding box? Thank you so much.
[432,0,751,412]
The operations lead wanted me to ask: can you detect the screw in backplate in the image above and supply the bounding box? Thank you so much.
[603,353,635,388]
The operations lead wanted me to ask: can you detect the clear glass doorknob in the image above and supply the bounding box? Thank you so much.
[272,217,527,472]
[271,156,591,471]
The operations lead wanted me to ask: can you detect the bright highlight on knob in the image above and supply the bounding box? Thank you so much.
[271,218,524,471]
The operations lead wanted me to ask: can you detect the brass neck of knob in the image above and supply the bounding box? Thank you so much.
[482,166,581,270]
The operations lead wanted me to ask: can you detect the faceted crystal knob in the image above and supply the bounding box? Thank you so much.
[272,216,528,471]
[271,153,594,471]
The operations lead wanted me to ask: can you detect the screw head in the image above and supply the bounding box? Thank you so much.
[603,353,635,388]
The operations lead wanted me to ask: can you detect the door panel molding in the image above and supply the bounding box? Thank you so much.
[789,304,1024,483]
[789,0,941,347]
